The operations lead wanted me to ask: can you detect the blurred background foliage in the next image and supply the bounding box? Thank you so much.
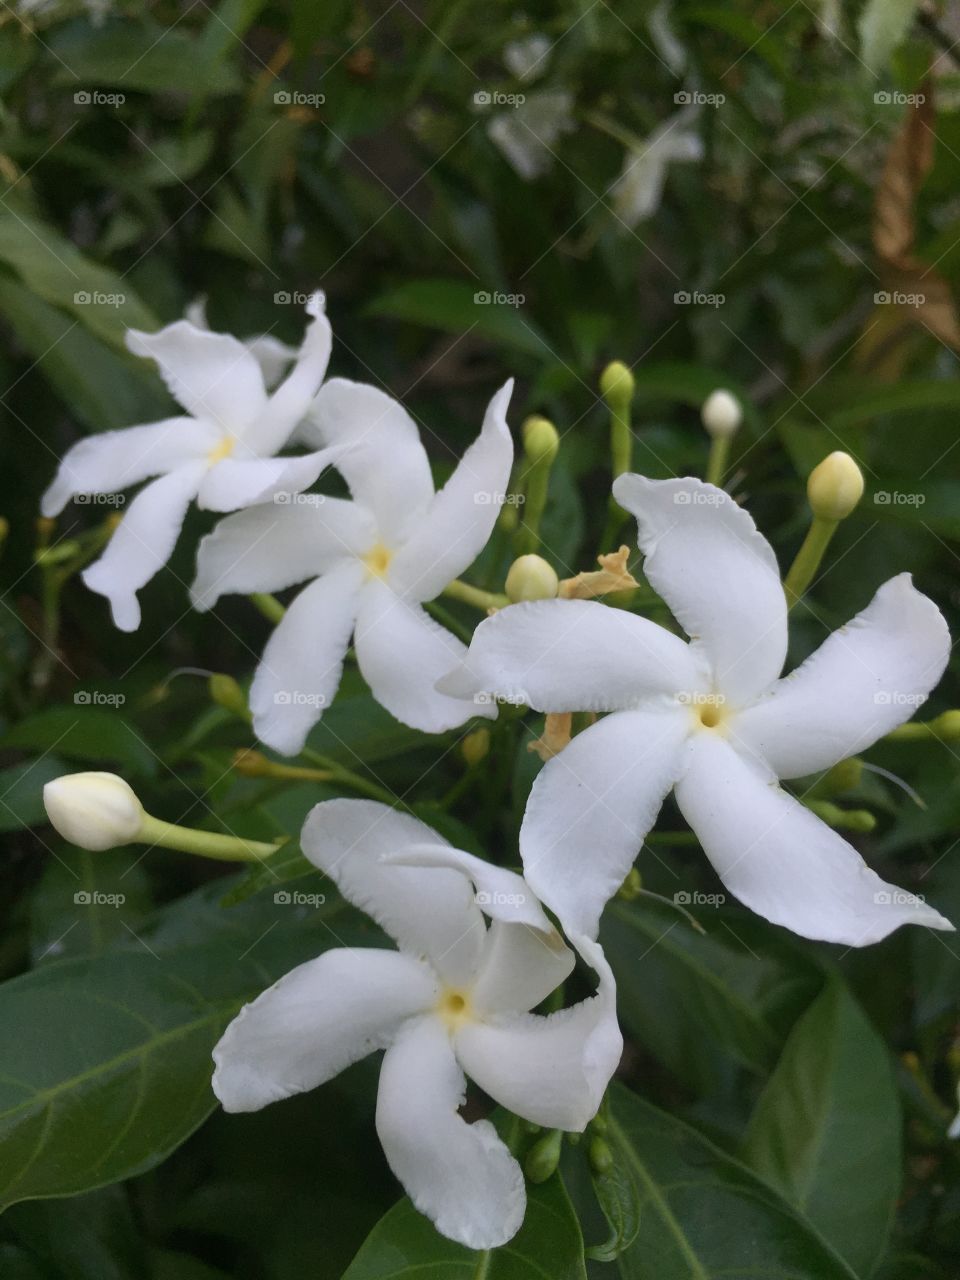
[1,0,960,1277]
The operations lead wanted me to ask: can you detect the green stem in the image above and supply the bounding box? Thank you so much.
[300,749,405,807]
[705,435,730,488]
[442,579,509,612]
[137,814,283,862]
[783,515,838,608]
[516,459,553,557]
[250,593,286,624]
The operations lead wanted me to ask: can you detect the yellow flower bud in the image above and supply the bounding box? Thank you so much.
[522,415,559,464]
[505,554,559,602]
[43,772,144,851]
[461,729,490,767]
[701,389,742,439]
[599,360,635,406]
[807,452,864,521]
[209,673,248,719]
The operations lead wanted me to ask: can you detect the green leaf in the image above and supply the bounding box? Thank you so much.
[29,848,153,965]
[742,978,900,1276]
[0,213,157,347]
[1,706,158,778]
[0,931,332,1210]
[219,842,318,907]
[343,1171,587,1279]
[0,755,69,833]
[49,22,241,95]
[586,1121,642,1262]
[366,279,553,357]
[609,1083,859,1280]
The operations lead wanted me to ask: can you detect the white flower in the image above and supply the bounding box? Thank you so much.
[43,771,144,851]
[191,378,515,755]
[184,297,298,390]
[487,91,576,181]
[611,108,703,227]
[41,295,337,631]
[503,33,553,82]
[438,475,955,947]
[211,800,621,1250]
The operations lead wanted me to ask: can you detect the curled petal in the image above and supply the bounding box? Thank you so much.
[376,1016,526,1249]
[388,381,514,602]
[613,474,787,706]
[196,446,344,513]
[674,731,955,945]
[212,948,436,1112]
[300,799,485,988]
[734,574,951,779]
[249,560,365,755]
[242,297,333,455]
[437,597,701,712]
[81,462,206,631]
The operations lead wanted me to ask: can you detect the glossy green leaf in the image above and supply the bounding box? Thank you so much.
[343,1170,587,1279]
[609,1084,859,1280]
[743,978,900,1275]
[1,706,158,778]
[28,848,153,965]
[0,755,69,833]
[367,279,552,357]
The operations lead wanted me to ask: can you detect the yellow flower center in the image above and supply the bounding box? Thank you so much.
[364,543,393,579]
[436,987,473,1029]
[680,693,729,732]
[207,436,236,465]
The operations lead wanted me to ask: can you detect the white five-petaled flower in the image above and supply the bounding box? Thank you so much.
[42,295,337,631]
[438,474,955,947]
[191,378,515,755]
[211,800,621,1250]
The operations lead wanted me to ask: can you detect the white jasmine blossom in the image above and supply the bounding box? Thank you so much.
[191,379,514,755]
[487,91,576,181]
[438,474,954,947]
[184,297,298,390]
[211,800,621,1250]
[611,108,703,227]
[41,295,337,631]
[43,771,144,851]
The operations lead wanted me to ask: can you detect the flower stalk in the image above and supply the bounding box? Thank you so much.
[599,362,635,548]
[516,415,559,556]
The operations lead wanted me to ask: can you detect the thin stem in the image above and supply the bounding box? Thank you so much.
[138,814,283,863]
[442,579,509,612]
[783,515,837,608]
[250,593,286,624]
[705,434,731,488]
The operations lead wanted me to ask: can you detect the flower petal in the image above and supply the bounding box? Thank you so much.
[388,381,514,602]
[455,936,621,1130]
[196,446,344,513]
[376,1015,526,1249]
[81,463,206,631]
[212,948,436,1112]
[305,378,434,542]
[41,417,212,517]
[674,731,955,945]
[127,321,267,432]
[520,707,691,939]
[242,296,333,455]
[613,474,787,706]
[733,574,951,779]
[249,560,365,755]
[436,598,702,712]
[191,498,375,611]
[354,580,492,732]
[300,799,485,987]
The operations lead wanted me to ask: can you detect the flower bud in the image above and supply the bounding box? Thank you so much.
[525,1128,563,1183]
[209,673,248,719]
[522,415,559,464]
[807,452,864,521]
[701,389,742,439]
[44,772,144,851]
[505,554,559,602]
[933,710,960,741]
[461,729,490,767]
[599,360,635,406]
[589,1135,614,1175]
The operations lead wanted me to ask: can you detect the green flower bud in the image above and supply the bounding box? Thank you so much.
[209,673,249,719]
[461,729,490,766]
[589,1135,614,1175]
[599,360,635,407]
[522,415,559,464]
[807,452,864,521]
[525,1128,563,1183]
[505,554,559,602]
